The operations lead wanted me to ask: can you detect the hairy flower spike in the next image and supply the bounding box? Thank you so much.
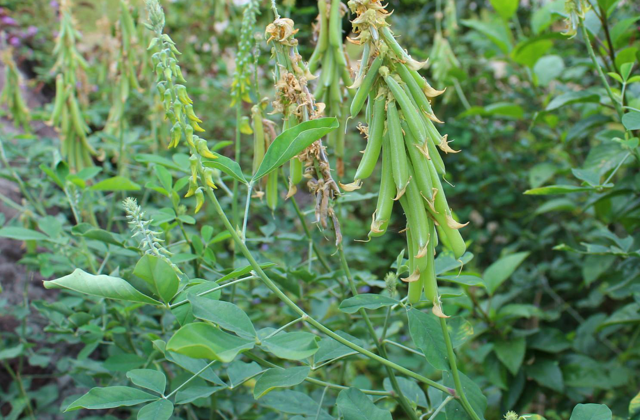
[231,0,260,106]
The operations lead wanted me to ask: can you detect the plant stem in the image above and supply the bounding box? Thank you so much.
[290,194,332,272]
[427,396,454,420]
[241,181,254,243]
[170,275,256,308]
[165,359,217,399]
[338,243,418,419]
[580,18,623,118]
[201,184,455,396]
[439,317,481,420]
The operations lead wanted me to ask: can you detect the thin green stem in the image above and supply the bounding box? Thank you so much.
[166,359,217,398]
[439,317,481,420]
[338,244,419,420]
[290,194,332,272]
[201,184,454,396]
[170,275,256,308]
[580,18,623,118]
[427,396,454,420]
[241,181,254,243]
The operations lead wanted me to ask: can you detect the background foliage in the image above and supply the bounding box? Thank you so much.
[0,0,639,419]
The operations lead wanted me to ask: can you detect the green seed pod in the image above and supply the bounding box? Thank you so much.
[369,133,394,237]
[169,121,182,148]
[420,218,438,304]
[402,121,433,201]
[382,67,427,144]
[252,105,265,175]
[428,167,467,259]
[350,55,383,118]
[396,63,434,115]
[354,90,385,181]
[351,42,371,90]
[328,0,342,48]
[387,100,410,198]
[266,172,278,211]
[380,26,427,71]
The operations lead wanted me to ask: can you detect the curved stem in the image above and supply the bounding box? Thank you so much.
[201,183,454,396]
[290,194,332,272]
[439,318,481,420]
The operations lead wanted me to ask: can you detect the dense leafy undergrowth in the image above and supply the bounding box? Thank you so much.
[0,0,639,419]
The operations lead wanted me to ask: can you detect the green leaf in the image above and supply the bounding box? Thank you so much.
[407,308,449,371]
[137,399,173,420]
[126,369,166,395]
[483,252,529,295]
[90,176,141,191]
[44,269,161,305]
[382,377,428,408]
[175,386,224,404]
[202,152,247,184]
[336,387,392,420]
[313,331,365,365]
[0,227,49,241]
[489,0,518,20]
[546,90,600,111]
[534,55,565,86]
[622,110,640,131]
[571,168,601,187]
[253,117,339,181]
[253,366,310,399]
[71,223,124,246]
[65,386,158,411]
[569,404,612,420]
[512,39,553,68]
[259,390,332,419]
[0,344,24,361]
[339,294,399,314]
[166,323,254,363]
[104,354,146,372]
[443,372,487,420]
[460,19,512,54]
[135,154,183,171]
[133,255,179,303]
[524,185,593,195]
[494,337,525,375]
[165,351,226,385]
[262,332,320,361]
[528,163,557,188]
[438,274,485,287]
[526,358,564,392]
[189,295,257,339]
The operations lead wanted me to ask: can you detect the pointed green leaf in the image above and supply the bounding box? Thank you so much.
[137,399,173,420]
[443,372,487,420]
[336,387,392,420]
[90,176,141,191]
[126,369,166,395]
[0,227,50,241]
[494,337,525,375]
[65,386,158,411]
[262,332,319,361]
[524,185,593,195]
[254,366,310,399]
[483,252,530,295]
[546,90,600,111]
[133,255,179,303]
[166,323,254,362]
[189,295,256,339]
[43,269,160,305]
[202,152,247,184]
[407,308,449,371]
[569,404,612,420]
[622,110,640,131]
[253,117,339,181]
[339,294,399,314]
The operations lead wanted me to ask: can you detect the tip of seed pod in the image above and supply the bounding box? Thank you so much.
[438,135,461,154]
[416,243,429,259]
[446,214,469,229]
[424,86,446,98]
[285,184,297,199]
[401,267,420,283]
[340,180,362,192]
[426,112,444,124]
[432,301,449,318]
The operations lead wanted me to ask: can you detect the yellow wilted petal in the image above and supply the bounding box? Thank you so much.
[401,267,421,283]
[446,213,469,229]
[438,134,460,154]
[432,300,449,318]
[339,180,362,191]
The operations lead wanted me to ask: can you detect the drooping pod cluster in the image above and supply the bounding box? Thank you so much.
[308,0,353,176]
[263,17,342,242]
[48,0,95,171]
[146,0,218,214]
[0,46,31,131]
[104,0,142,138]
[344,0,468,310]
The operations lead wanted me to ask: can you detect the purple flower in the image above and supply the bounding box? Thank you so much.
[26,26,38,37]
[50,0,59,9]
[9,36,20,46]
[252,298,261,305]
[358,286,371,293]
[1,16,17,26]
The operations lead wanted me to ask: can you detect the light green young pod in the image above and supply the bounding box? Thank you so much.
[387,100,410,198]
[284,118,303,187]
[429,167,467,259]
[382,67,427,144]
[354,90,385,181]
[308,0,329,73]
[328,0,342,48]
[251,105,265,175]
[321,50,335,88]
[421,218,438,304]
[402,121,433,201]
[266,172,278,211]
[404,223,422,304]
[369,133,394,237]
[380,26,427,71]
[408,67,445,98]
[350,55,383,118]
[405,162,431,254]
[396,63,434,115]
[49,75,66,124]
[351,42,371,90]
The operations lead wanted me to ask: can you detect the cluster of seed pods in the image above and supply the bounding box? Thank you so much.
[344,0,468,311]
